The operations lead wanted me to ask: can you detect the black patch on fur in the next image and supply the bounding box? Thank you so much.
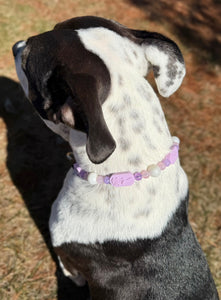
[54,16,135,41]
[118,75,123,86]
[55,194,218,300]
[152,65,160,78]
[119,137,130,151]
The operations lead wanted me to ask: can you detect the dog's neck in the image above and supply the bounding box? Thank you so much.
[50,76,189,246]
[60,89,189,244]
[73,136,179,187]
[69,79,174,177]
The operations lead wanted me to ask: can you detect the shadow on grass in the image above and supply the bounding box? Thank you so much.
[130,0,221,63]
[0,76,90,300]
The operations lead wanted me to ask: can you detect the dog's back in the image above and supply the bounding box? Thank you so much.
[54,195,217,300]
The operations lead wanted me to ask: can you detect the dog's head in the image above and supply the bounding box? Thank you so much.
[13,16,185,164]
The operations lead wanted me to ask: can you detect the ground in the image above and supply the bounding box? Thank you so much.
[0,0,220,299]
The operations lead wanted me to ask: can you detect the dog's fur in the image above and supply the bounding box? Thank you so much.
[13,16,218,300]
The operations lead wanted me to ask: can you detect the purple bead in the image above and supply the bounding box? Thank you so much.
[163,158,170,167]
[169,148,179,164]
[104,175,110,184]
[110,172,135,187]
[79,170,88,180]
[74,163,82,174]
[134,172,142,181]
[170,144,179,151]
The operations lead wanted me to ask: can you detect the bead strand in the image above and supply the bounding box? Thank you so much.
[73,136,180,187]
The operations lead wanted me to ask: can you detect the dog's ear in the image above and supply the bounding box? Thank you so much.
[42,69,116,164]
[131,30,186,97]
[40,68,75,128]
[66,74,116,164]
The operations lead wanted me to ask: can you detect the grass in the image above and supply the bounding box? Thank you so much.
[0,0,220,299]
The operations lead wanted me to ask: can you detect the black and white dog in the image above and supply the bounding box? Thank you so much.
[13,16,218,300]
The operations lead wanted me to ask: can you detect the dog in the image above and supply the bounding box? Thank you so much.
[13,16,219,300]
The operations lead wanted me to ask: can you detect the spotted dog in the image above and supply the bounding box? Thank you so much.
[13,16,219,300]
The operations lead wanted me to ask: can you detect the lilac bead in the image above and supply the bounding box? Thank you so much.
[97,175,104,184]
[79,170,88,180]
[73,163,79,169]
[170,144,179,151]
[104,175,110,184]
[134,172,142,181]
[163,158,171,167]
[110,172,135,187]
[74,163,82,173]
[169,148,179,164]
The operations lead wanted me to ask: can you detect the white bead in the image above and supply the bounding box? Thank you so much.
[147,164,161,177]
[87,172,98,185]
[172,136,180,144]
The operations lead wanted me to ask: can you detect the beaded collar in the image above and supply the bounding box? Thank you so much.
[72,136,180,187]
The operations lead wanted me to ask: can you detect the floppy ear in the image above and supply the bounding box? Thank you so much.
[35,67,74,127]
[42,69,116,164]
[66,74,116,164]
[131,30,186,97]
